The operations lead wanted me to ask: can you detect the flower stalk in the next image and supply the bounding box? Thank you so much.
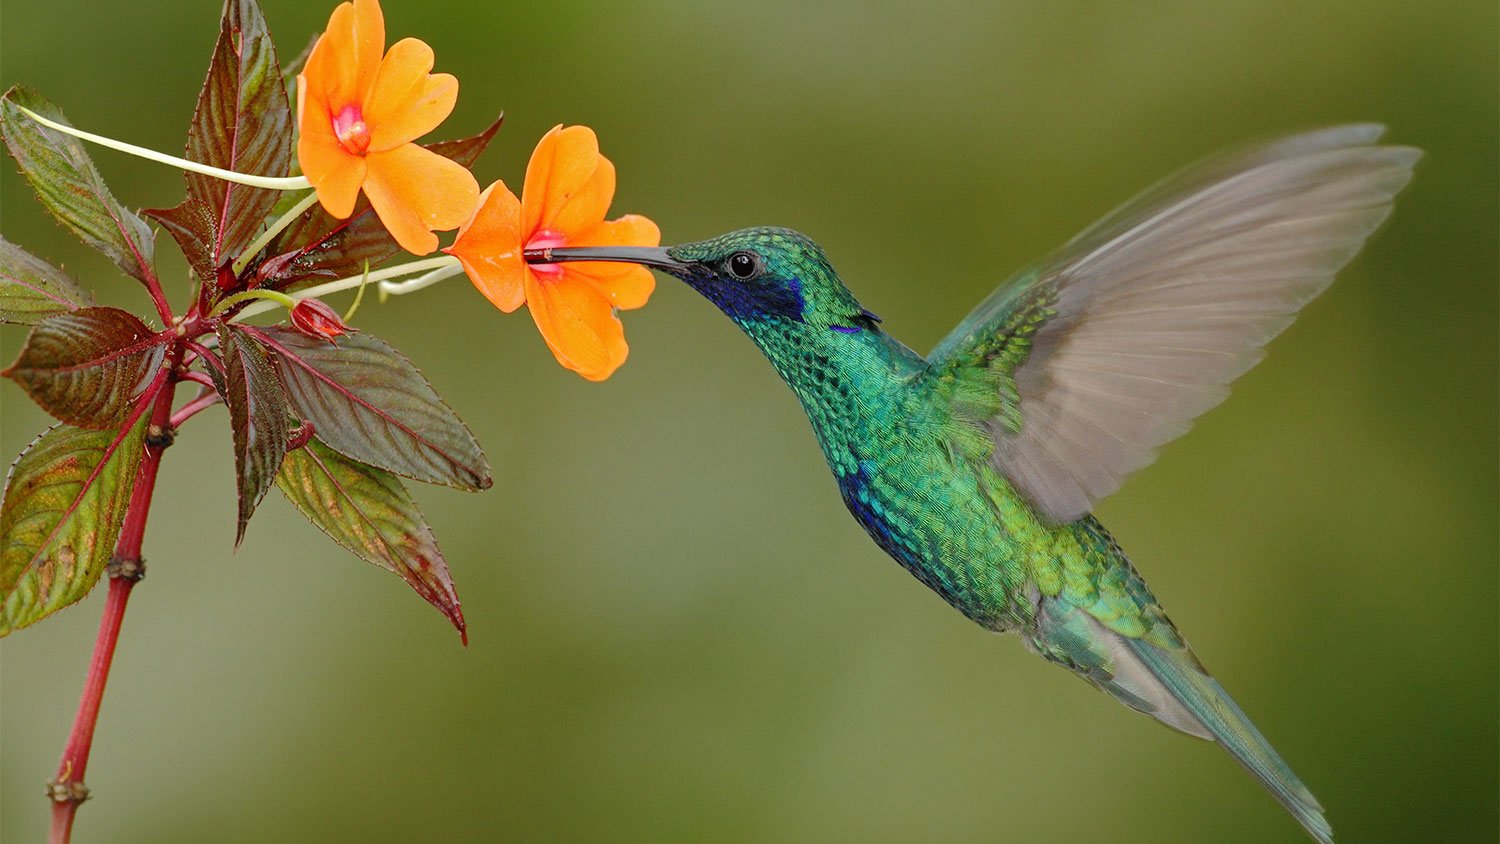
[232,191,322,276]
[15,105,310,191]
[230,254,461,320]
[211,288,301,318]
[47,353,182,844]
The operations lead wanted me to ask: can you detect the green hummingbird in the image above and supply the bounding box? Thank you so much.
[528,125,1418,842]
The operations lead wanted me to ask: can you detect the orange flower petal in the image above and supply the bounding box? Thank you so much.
[564,214,661,309]
[348,0,387,97]
[364,144,481,255]
[549,156,615,236]
[297,82,367,217]
[447,182,526,312]
[303,0,385,107]
[364,38,457,151]
[566,264,656,311]
[525,272,628,381]
[573,213,661,248]
[521,125,602,235]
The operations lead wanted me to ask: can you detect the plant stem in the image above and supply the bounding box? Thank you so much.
[232,191,320,276]
[210,288,299,318]
[46,351,182,844]
[142,271,173,325]
[168,390,221,428]
[177,370,216,390]
[16,105,310,191]
[231,254,460,320]
[374,261,466,297]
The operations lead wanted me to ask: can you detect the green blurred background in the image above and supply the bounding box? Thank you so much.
[2,1,1495,841]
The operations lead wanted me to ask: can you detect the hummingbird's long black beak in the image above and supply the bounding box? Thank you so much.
[522,245,690,272]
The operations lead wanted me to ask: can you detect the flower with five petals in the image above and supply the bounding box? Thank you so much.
[446,125,659,381]
[297,0,479,255]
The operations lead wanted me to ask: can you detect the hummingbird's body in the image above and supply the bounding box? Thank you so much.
[720,248,1326,832]
[740,307,1031,628]
[535,125,1421,843]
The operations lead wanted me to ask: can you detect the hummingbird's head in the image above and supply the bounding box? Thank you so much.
[527,227,881,334]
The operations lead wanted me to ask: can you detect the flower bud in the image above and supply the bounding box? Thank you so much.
[290,298,352,342]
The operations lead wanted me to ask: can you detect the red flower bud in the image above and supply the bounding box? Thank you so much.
[290,298,352,342]
[216,261,239,292]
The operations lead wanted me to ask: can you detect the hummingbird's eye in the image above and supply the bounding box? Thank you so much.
[727,251,759,280]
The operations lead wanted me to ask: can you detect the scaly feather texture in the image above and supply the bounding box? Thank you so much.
[537,125,1420,843]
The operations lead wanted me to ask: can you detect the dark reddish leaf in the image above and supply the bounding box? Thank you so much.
[3,307,168,428]
[254,115,505,290]
[218,324,291,545]
[143,0,291,281]
[144,197,218,281]
[289,298,351,341]
[0,235,93,324]
[276,436,465,642]
[194,341,230,398]
[0,413,150,635]
[425,112,504,171]
[252,326,490,491]
[261,207,392,289]
[0,86,157,285]
[280,33,318,82]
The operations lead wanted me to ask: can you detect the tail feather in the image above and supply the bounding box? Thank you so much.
[1031,599,1332,843]
[1122,636,1332,844]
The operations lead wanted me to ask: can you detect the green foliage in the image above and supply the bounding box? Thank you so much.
[0,415,149,634]
[0,87,156,286]
[218,324,290,545]
[276,436,465,640]
[1,307,166,428]
[144,0,291,281]
[0,236,92,325]
[255,326,492,491]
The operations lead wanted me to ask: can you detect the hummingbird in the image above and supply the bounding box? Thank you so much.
[526,124,1419,842]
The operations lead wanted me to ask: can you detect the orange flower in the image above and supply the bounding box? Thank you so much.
[446,125,659,381]
[297,0,479,255]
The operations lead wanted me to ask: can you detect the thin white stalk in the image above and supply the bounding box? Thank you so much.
[17,105,310,190]
[377,262,465,297]
[231,255,460,320]
[232,191,321,275]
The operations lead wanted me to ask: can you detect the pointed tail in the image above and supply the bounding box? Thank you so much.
[1033,598,1332,842]
[1122,634,1333,843]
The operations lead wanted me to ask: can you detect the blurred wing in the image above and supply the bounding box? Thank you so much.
[930,125,1421,523]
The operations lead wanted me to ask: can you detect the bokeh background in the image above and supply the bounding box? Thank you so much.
[2,1,1495,842]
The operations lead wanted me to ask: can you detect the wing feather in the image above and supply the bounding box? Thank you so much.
[931,126,1420,522]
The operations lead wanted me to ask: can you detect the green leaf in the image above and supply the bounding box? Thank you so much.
[0,415,150,635]
[277,437,466,641]
[218,324,291,545]
[254,326,490,491]
[0,235,93,324]
[0,86,156,284]
[2,307,168,429]
[143,0,291,281]
[253,116,504,290]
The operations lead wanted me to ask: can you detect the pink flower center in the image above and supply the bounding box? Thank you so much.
[332,104,371,155]
[525,229,568,278]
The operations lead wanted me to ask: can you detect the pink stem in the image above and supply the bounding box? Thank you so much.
[47,347,182,844]
[168,391,221,428]
[177,370,216,390]
[141,270,173,326]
